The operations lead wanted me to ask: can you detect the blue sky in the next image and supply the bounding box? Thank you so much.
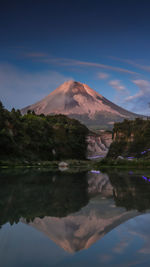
[1,0,150,114]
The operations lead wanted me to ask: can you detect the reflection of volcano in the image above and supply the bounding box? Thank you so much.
[2,169,150,253]
[24,197,139,253]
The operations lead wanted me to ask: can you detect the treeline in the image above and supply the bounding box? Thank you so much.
[0,102,89,161]
[107,118,150,158]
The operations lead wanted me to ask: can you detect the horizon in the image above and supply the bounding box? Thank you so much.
[1,0,150,115]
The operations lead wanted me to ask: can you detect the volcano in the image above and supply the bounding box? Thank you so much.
[21,80,141,129]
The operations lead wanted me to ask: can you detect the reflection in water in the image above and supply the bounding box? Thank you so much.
[108,170,150,212]
[25,198,139,253]
[87,171,113,197]
[1,169,150,266]
[0,170,89,226]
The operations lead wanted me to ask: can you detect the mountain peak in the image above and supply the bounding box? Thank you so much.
[56,80,87,93]
[58,80,76,90]
[21,81,140,130]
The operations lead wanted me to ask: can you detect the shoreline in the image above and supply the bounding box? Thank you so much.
[93,158,150,170]
[1,158,150,170]
[0,159,93,170]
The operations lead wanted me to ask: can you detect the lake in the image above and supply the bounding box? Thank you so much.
[0,168,150,266]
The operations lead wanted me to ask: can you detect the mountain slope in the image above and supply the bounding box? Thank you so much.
[21,80,141,130]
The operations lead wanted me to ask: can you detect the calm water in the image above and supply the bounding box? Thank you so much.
[0,168,150,266]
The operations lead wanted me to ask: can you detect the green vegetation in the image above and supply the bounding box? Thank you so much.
[0,102,89,162]
[107,118,150,159]
[93,158,150,169]
[0,159,94,172]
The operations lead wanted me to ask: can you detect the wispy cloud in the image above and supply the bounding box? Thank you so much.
[110,56,150,73]
[97,72,109,79]
[24,52,138,75]
[126,80,150,100]
[109,80,126,91]
[43,58,139,75]
[0,63,72,110]
[109,79,129,107]
[113,239,129,254]
[125,214,150,255]
[24,52,48,58]
[100,254,112,263]
[125,79,150,114]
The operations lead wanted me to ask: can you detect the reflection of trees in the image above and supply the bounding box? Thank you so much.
[0,170,89,227]
[108,171,150,212]
[1,169,150,229]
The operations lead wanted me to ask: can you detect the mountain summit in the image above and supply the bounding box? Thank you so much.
[22,80,140,129]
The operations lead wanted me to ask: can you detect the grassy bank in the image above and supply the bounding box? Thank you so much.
[0,158,150,169]
[2,157,150,171]
[0,159,94,170]
[93,158,150,169]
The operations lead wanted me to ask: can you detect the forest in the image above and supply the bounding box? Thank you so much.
[0,102,89,161]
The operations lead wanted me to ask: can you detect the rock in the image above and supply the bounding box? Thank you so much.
[58,162,68,167]
[87,131,112,158]
[117,156,124,160]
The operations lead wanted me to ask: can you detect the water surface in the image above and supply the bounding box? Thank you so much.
[0,168,150,266]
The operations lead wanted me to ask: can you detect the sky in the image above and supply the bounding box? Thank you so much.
[1,0,150,115]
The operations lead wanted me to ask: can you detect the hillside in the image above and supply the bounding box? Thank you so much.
[0,102,88,161]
